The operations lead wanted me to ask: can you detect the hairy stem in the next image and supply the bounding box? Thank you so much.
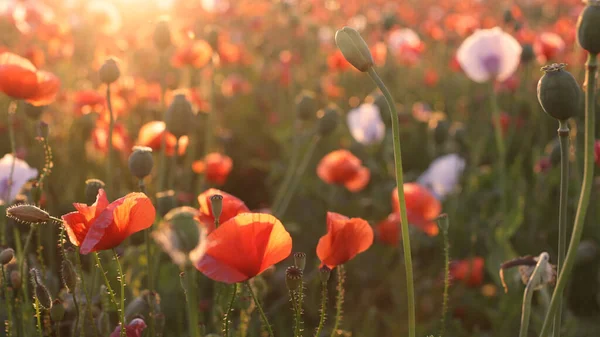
[112,249,126,337]
[223,283,237,337]
[246,281,274,337]
[330,266,345,337]
[438,215,450,337]
[106,84,115,198]
[314,281,328,337]
[139,180,156,337]
[1,266,13,337]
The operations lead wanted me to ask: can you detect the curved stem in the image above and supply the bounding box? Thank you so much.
[168,139,180,191]
[139,181,156,337]
[520,254,548,337]
[223,283,237,337]
[71,285,81,337]
[367,67,415,337]
[112,249,126,337]
[271,120,303,212]
[553,120,570,337]
[329,266,345,337]
[106,84,115,198]
[34,298,43,337]
[18,224,37,292]
[246,281,274,337]
[539,53,597,337]
[313,281,328,337]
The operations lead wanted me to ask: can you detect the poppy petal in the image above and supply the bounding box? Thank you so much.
[61,212,90,247]
[27,70,60,106]
[344,166,370,192]
[317,212,373,268]
[113,193,155,236]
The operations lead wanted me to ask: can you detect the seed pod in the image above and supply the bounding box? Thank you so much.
[85,179,105,205]
[50,299,65,321]
[153,19,172,51]
[61,259,77,292]
[6,204,50,224]
[577,2,600,55]
[286,266,303,291]
[209,194,223,222]
[156,190,177,217]
[30,268,52,309]
[520,44,535,64]
[99,58,120,85]
[382,12,397,31]
[165,94,194,139]
[334,26,374,72]
[0,248,14,265]
[319,266,331,284]
[430,118,450,145]
[295,91,317,121]
[128,146,154,179]
[537,63,582,121]
[317,105,340,136]
[162,206,201,254]
[293,252,306,271]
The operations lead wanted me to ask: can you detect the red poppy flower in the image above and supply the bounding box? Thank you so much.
[534,32,565,64]
[192,153,233,185]
[172,40,213,69]
[61,189,156,254]
[392,183,441,236]
[450,257,485,287]
[317,150,370,192]
[110,318,147,337]
[92,122,131,154]
[192,213,292,284]
[73,90,105,115]
[327,50,352,72]
[375,212,401,246]
[316,212,374,269]
[197,188,249,232]
[594,140,600,168]
[0,52,60,106]
[136,121,188,156]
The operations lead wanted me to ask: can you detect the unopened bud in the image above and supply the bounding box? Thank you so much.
[295,91,317,121]
[61,259,77,292]
[317,105,340,136]
[210,194,223,222]
[577,1,600,55]
[99,58,121,85]
[436,214,449,233]
[24,103,44,120]
[0,248,14,265]
[50,299,65,321]
[293,252,306,271]
[334,26,374,72]
[85,179,105,205]
[537,63,581,121]
[165,94,194,139]
[285,266,303,291]
[30,268,52,309]
[128,146,154,179]
[7,204,50,224]
[125,289,152,321]
[153,19,172,51]
[319,266,331,284]
[163,206,201,253]
[156,190,177,217]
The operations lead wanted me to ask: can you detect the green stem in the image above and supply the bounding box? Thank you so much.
[93,253,118,311]
[1,266,13,337]
[296,283,304,337]
[200,55,218,191]
[367,67,415,337]
[71,283,81,337]
[223,283,237,337]
[553,120,570,337]
[75,248,97,337]
[106,84,115,198]
[520,253,550,337]
[11,227,28,335]
[183,268,200,337]
[329,266,345,337]
[313,281,328,337]
[34,298,43,337]
[5,101,17,204]
[438,216,450,337]
[538,53,597,337]
[271,120,303,212]
[246,281,274,337]
[139,180,156,337]
[168,139,180,190]
[18,224,37,293]
[112,249,126,337]
[274,134,321,218]
[489,83,507,214]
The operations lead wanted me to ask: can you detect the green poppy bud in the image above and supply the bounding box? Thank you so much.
[61,259,77,292]
[10,270,21,290]
[293,252,306,271]
[577,2,600,55]
[99,58,120,85]
[163,206,201,254]
[30,268,52,309]
[85,179,105,205]
[295,90,317,121]
[165,94,195,139]
[285,266,303,291]
[128,146,154,179]
[6,204,50,225]
[317,105,340,136]
[156,190,177,218]
[334,26,374,72]
[0,248,14,265]
[204,25,221,50]
[537,63,582,121]
[153,19,172,51]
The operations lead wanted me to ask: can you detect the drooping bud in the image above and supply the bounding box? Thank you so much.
[319,266,331,284]
[30,268,52,309]
[518,252,555,290]
[293,252,306,271]
[99,58,121,85]
[49,299,65,321]
[537,63,582,121]
[210,194,223,222]
[295,91,317,121]
[6,204,51,224]
[153,19,172,51]
[165,94,194,139]
[128,146,154,179]
[285,266,303,291]
[0,248,14,265]
[85,179,105,205]
[61,258,77,292]
[317,105,340,136]
[334,26,374,72]
[24,103,44,120]
[156,190,177,217]
[577,1,600,55]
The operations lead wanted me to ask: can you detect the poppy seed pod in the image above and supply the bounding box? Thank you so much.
[165,94,194,139]
[0,248,14,265]
[163,206,201,254]
[7,204,50,224]
[153,19,172,51]
[210,194,223,222]
[319,266,331,284]
[61,259,77,292]
[156,190,177,217]
[49,299,65,321]
[293,252,306,271]
[335,27,374,72]
[128,146,154,179]
[577,2,600,55]
[30,268,52,309]
[317,105,340,136]
[537,63,582,121]
[85,179,105,205]
[295,90,317,121]
[285,266,303,291]
[99,58,120,85]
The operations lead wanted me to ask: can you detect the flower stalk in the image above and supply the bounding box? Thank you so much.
[223,283,237,337]
[246,281,274,337]
[329,265,345,337]
[112,249,127,337]
[106,84,115,198]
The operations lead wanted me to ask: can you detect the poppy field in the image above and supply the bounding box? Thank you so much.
[1,0,600,337]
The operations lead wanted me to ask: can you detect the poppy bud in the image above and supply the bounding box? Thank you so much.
[285,266,303,291]
[430,118,450,145]
[61,259,77,292]
[210,194,223,222]
[334,26,374,72]
[31,268,52,309]
[295,90,317,121]
[85,179,105,205]
[382,13,397,31]
[163,207,201,253]
[0,248,14,265]
[153,19,172,51]
[37,121,49,139]
[10,270,21,289]
[125,289,153,320]
[156,190,177,217]
[537,63,582,121]
[436,213,449,233]
[99,58,121,85]
[317,105,340,136]
[165,94,194,139]
[24,103,44,120]
[577,2,600,55]
[7,204,50,224]
[520,44,535,64]
[128,146,154,179]
[50,299,65,321]
[204,25,221,50]
[319,266,331,284]
[293,252,306,271]
[503,9,514,24]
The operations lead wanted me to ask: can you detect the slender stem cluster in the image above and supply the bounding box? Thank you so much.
[329,266,345,337]
[246,281,274,337]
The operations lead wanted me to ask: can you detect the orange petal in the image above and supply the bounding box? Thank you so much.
[344,166,370,192]
[197,189,249,231]
[113,193,156,236]
[27,70,60,106]
[61,212,90,247]
[317,212,373,268]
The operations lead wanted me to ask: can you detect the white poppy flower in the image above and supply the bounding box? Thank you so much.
[347,103,385,145]
[456,27,522,83]
[0,154,38,203]
[417,153,466,200]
